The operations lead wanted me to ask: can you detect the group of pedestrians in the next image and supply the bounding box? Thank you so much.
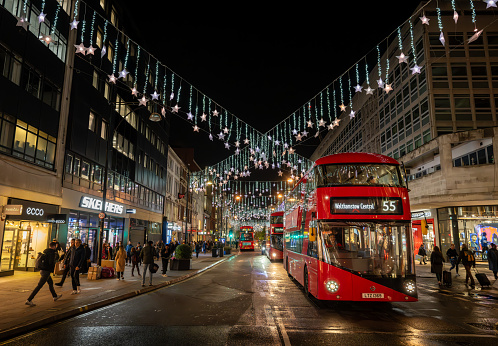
[429,242,498,288]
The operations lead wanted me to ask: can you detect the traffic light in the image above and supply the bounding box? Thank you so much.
[229,230,233,239]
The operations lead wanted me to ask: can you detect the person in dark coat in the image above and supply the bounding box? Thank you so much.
[140,241,156,287]
[80,243,91,274]
[418,243,427,264]
[430,246,445,286]
[487,243,498,279]
[446,243,459,276]
[130,247,141,277]
[195,242,201,258]
[69,239,86,294]
[161,244,171,277]
[55,238,75,287]
[25,242,62,306]
[456,244,476,287]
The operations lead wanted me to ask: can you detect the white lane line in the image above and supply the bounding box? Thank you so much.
[273,306,291,346]
[264,304,283,345]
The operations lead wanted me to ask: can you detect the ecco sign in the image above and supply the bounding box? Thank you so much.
[79,196,124,214]
[26,207,44,216]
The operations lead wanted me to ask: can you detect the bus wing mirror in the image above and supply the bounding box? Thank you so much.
[309,227,316,242]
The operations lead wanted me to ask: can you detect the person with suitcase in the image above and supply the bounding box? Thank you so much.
[430,246,445,286]
[456,244,476,288]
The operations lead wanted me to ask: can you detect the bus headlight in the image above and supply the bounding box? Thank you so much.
[403,280,416,294]
[272,253,276,258]
[325,280,339,293]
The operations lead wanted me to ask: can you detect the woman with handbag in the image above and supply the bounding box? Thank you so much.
[430,246,445,286]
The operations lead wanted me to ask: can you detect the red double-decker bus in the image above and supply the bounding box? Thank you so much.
[266,211,284,260]
[239,226,255,251]
[284,153,417,302]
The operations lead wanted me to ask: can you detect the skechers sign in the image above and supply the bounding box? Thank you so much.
[79,196,124,214]
[330,197,403,215]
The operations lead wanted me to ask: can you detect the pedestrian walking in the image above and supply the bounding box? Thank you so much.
[195,242,201,258]
[430,246,445,286]
[487,243,498,279]
[80,243,91,274]
[55,238,75,287]
[140,240,156,287]
[125,241,133,266]
[418,243,427,265]
[456,244,476,288]
[115,246,126,280]
[136,242,143,265]
[161,244,171,277]
[69,238,86,294]
[202,241,207,254]
[130,247,141,277]
[113,241,122,260]
[446,243,459,276]
[25,242,62,306]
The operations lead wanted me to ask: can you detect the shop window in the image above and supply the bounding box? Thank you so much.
[93,164,102,184]
[81,161,90,180]
[65,153,73,174]
[73,157,81,176]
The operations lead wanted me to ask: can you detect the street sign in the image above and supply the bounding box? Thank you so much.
[3,205,23,215]
[126,209,136,214]
[98,212,106,219]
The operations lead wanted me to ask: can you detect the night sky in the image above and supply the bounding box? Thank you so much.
[120,1,425,168]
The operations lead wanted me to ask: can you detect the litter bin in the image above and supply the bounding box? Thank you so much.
[212,248,218,257]
[219,248,224,257]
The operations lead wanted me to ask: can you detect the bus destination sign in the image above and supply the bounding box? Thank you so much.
[330,197,403,215]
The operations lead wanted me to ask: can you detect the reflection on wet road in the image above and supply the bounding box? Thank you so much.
[3,251,498,345]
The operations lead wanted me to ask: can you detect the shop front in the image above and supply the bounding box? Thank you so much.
[167,221,182,244]
[437,205,498,260]
[411,210,437,257]
[129,218,161,244]
[1,199,60,275]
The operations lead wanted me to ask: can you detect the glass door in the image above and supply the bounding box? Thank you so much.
[14,225,31,270]
[1,227,18,271]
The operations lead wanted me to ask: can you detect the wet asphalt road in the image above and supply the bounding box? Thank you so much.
[3,250,498,346]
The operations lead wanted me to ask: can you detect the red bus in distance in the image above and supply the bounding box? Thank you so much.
[266,211,284,260]
[239,226,255,251]
[284,153,417,302]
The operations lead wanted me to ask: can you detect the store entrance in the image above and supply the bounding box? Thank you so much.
[5,221,50,271]
[80,228,98,262]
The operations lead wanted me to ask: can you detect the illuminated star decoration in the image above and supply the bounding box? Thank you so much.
[224,142,230,149]
[70,19,79,30]
[209,133,213,141]
[333,118,341,127]
[420,14,430,25]
[161,107,166,116]
[150,91,160,100]
[16,16,29,30]
[486,0,497,9]
[453,11,459,24]
[212,109,219,117]
[288,147,295,154]
[295,133,302,141]
[218,132,225,140]
[108,74,117,84]
[318,118,326,127]
[100,45,107,58]
[171,105,180,113]
[301,130,308,137]
[307,119,314,128]
[244,138,250,145]
[384,84,393,94]
[339,104,346,112]
[119,69,129,79]
[410,64,422,75]
[193,125,199,132]
[200,113,207,122]
[328,123,335,130]
[234,140,240,147]
[278,171,283,177]
[223,127,229,134]
[74,43,86,54]
[439,32,445,47]
[170,93,174,100]
[86,45,96,55]
[377,78,384,88]
[468,30,483,44]
[139,96,148,106]
[354,84,363,93]
[365,86,374,95]
[396,52,408,64]
[131,87,138,96]
[274,140,280,146]
[187,112,194,121]
[349,109,356,119]
[38,12,46,23]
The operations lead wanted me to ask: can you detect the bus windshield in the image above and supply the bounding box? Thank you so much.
[240,233,254,241]
[271,234,283,251]
[319,221,414,277]
[270,215,284,224]
[315,164,406,188]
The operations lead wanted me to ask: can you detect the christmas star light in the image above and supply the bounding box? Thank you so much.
[318,118,326,127]
[244,138,250,145]
[307,119,314,128]
[354,84,363,93]
[410,64,421,75]
[468,30,483,44]
[328,123,335,130]
[139,96,148,106]
[234,140,240,147]
[100,45,107,58]
[38,12,46,23]
[119,69,129,79]
[200,113,207,122]
[16,16,29,30]
[274,140,280,146]
[288,147,295,154]
[301,130,308,137]
[486,0,497,9]
[169,93,174,100]
[150,91,160,100]
[108,74,117,84]
[70,19,79,30]
[212,109,219,117]
[209,133,213,141]
[292,129,298,135]
[187,112,194,121]
[396,52,408,64]
[223,127,229,134]
[74,43,86,54]
[86,45,96,55]
[377,78,384,88]
[131,87,138,96]
[295,133,302,141]
[439,32,445,47]
[420,15,430,25]
[349,109,356,119]
[171,105,180,113]
[218,132,225,140]
[278,171,283,176]
[161,107,166,116]
[193,125,199,132]
[453,11,459,24]
[365,86,374,95]
[224,142,230,149]
[384,84,393,94]
[333,118,341,127]
[339,104,346,112]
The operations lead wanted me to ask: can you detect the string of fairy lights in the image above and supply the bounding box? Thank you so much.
[10,0,498,223]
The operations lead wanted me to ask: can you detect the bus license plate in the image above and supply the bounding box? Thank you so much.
[362,293,384,299]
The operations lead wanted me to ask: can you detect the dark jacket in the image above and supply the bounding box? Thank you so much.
[430,251,445,274]
[446,248,458,259]
[488,248,498,272]
[418,245,427,256]
[140,245,156,264]
[69,245,86,268]
[457,248,476,267]
[42,248,57,272]
[160,246,170,259]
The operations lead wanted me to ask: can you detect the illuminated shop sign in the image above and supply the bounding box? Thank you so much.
[411,211,432,219]
[79,196,124,214]
[46,214,67,224]
[330,197,403,215]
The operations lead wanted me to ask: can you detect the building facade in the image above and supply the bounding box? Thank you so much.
[312,0,498,258]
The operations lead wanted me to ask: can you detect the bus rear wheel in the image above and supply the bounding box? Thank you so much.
[286,257,292,278]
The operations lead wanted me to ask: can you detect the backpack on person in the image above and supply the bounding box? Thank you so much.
[464,250,475,263]
[35,252,49,271]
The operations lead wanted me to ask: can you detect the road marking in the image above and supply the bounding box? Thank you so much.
[273,306,291,346]
[264,304,283,345]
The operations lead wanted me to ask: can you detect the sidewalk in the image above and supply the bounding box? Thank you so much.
[0,252,235,341]
[415,260,498,292]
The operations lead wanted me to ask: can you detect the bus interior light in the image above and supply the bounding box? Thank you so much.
[325,280,339,293]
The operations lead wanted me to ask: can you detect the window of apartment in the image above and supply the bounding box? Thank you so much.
[96,29,103,48]
[414,134,422,149]
[11,119,56,169]
[0,112,15,155]
[451,63,469,88]
[107,43,113,62]
[92,70,99,89]
[100,0,106,9]
[111,6,118,27]
[423,129,431,144]
[101,120,108,140]
[88,111,96,131]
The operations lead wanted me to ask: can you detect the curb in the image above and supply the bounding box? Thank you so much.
[0,254,236,342]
